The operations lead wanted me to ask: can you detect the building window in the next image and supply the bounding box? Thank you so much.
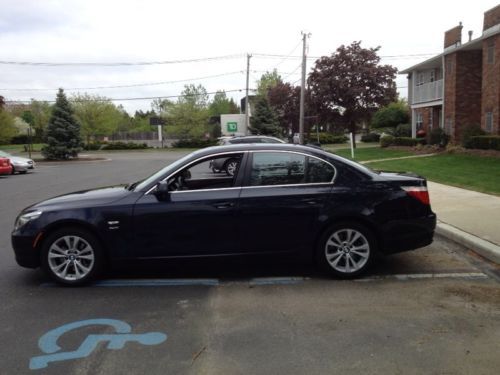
[486,112,493,132]
[487,39,495,64]
[416,73,424,86]
[416,113,423,130]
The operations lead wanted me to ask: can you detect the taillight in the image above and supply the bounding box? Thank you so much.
[402,186,430,205]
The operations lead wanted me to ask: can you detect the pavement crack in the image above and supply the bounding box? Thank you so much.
[191,346,207,366]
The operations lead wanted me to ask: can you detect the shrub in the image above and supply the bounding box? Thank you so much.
[395,124,411,137]
[101,142,149,150]
[83,142,104,151]
[9,134,29,144]
[361,133,380,143]
[306,133,348,144]
[172,139,217,148]
[428,127,449,147]
[371,101,410,129]
[381,136,425,148]
[464,136,500,150]
[461,124,486,147]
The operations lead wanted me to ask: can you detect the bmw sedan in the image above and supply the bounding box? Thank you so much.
[12,144,436,285]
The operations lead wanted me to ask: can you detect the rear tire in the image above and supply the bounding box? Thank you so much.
[316,222,375,279]
[40,227,104,286]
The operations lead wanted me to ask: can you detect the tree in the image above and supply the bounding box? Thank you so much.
[209,91,239,116]
[250,96,280,136]
[29,100,52,140]
[308,41,398,147]
[0,106,17,144]
[256,69,283,97]
[42,89,82,160]
[371,100,409,128]
[267,82,301,135]
[71,93,124,144]
[164,85,210,139]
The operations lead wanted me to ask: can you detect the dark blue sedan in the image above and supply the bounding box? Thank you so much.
[12,144,436,285]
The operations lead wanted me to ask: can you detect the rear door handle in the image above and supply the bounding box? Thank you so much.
[213,202,235,209]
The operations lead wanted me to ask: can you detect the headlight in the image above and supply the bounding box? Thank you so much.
[14,211,42,231]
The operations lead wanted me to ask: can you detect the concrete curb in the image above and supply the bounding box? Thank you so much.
[436,222,500,264]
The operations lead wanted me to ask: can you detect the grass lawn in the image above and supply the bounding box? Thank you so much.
[369,153,500,195]
[328,147,414,162]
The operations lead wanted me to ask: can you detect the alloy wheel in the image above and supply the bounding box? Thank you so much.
[324,228,370,274]
[47,235,95,281]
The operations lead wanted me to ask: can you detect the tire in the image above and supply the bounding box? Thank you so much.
[316,222,376,279]
[40,227,104,286]
[224,158,238,176]
[11,166,15,175]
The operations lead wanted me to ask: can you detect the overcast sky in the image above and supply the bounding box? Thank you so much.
[0,0,498,113]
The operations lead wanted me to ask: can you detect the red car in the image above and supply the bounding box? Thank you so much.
[0,157,13,176]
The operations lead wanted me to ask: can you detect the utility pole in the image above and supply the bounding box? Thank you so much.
[299,32,310,145]
[244,53,252,133]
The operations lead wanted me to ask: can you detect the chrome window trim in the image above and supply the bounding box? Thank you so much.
[170,187,242,194]
[248,150,337,186]
[145,151,247,195]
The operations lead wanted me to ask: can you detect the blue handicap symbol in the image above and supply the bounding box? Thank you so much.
[30,318,167,370]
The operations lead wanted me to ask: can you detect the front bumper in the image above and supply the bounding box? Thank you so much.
[11,233,40,268]
[13,163,30,172]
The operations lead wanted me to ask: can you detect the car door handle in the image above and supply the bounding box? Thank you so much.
[301,198,319,205]
[213,202,235,209]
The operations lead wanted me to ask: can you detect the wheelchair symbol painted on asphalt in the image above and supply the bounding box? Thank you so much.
[30,319,167,370]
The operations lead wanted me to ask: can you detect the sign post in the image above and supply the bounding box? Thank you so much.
[150,117,166,148]
[350,132,355,159]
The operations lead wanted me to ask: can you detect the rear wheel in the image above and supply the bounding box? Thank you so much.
[224,158,238,176]
[316,222,375,278]
[41,227,104,286]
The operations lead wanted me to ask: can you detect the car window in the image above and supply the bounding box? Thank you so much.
[249,152,334,186]
[167,153,243,192]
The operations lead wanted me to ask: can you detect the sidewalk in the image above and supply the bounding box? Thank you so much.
[428,181,500,263]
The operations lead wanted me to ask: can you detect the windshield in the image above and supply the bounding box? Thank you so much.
[132,152,195,191]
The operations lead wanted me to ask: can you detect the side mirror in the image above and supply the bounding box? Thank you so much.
[154,181,170,201]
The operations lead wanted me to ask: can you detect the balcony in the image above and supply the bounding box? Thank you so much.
[412,79,443,104]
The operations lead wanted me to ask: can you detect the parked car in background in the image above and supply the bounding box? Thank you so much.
[12,143,436,286]
[0,157,13,176]
[0,151,35,174]
[212,136,286,175]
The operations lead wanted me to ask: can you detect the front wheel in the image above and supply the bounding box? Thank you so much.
[316,222,375,278]
[224,158,238,176]
[40,227,104,286]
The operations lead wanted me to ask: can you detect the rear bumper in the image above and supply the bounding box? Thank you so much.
[0,166,12,175]
[11,234,40,268]
[379,213,437,254]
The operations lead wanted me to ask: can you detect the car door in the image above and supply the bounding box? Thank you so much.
[132,152,247,258]
[237,151,336,254]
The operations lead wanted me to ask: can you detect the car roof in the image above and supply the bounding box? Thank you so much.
[194,143,331,159]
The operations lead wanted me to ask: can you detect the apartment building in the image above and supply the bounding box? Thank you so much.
[401,4,500,141]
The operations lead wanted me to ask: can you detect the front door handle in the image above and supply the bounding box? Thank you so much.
[213,202,235,209]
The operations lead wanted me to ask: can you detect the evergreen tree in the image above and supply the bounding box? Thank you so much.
[42,89,82,160]
[249,96,280,136]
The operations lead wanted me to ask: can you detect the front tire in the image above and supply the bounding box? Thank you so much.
[224,158,238,176]
[316,222,375,279]
[40,227,104,286]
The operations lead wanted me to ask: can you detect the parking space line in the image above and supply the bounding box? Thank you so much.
[248,277,307,285]
[40,278,220,287]
[356,272,488,282]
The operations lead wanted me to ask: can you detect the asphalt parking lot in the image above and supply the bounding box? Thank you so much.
[1,151,500,374]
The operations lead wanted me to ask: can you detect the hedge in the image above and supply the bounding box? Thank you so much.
[306,133,348,144]
[464,136,500,150]
[380,136,425,148]
[101,142,149,150]
[361,133,380,143]
[172,139,217,148]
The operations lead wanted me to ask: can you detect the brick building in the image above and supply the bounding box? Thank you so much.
[401,4,500,141]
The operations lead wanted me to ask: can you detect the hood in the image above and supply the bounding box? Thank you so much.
[31,186,132,210]
[9,155,33,164]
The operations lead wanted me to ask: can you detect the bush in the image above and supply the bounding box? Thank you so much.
[371,101,410,129]
[83,142,104,151]
[428,127,449,147]
[101,142,149,150]
[461,124,486,147]
[9,134,29,144]
[172,139,217,148]
[464,136,500,150]
[381,136,425,148]
[306,133,348,144]
[395,124,411,137]
[361,133,380,143]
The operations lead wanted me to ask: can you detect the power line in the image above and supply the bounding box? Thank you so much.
[5,88,256,104]
[0,54,244,67]
[0,71,244,91]
[253,52,440,60]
